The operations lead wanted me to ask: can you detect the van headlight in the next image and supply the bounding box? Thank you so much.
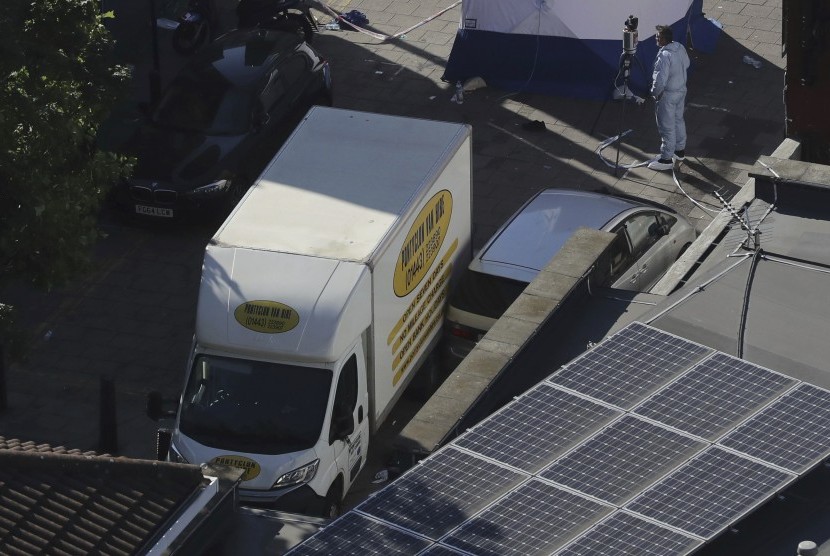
[273,459,319,488]
[184,178,230,198]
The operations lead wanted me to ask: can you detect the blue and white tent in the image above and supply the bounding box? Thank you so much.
[443,0,720,99]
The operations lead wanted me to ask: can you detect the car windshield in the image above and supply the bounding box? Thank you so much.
[152,67,254,135]
[179,354,332,454]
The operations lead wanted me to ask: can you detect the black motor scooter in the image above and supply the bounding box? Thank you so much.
[171,0,215,55]
[171,0,318,56]
[236,0,318,44]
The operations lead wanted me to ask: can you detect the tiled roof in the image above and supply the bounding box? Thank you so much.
[0,439,206,555]
[0,436,102,456]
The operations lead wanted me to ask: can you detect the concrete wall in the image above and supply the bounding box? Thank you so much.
[394,228,617,460]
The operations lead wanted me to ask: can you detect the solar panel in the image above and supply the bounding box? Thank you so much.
[540,416,705,505]
[625,446,795,539]
[634,353,796,440]
[292,321,830,556]
[442,479,612,556]
[357,446,526,540]
[455,383,620,472]
[285,512,430,555]
[549,322,710,408]
[418,545,467,555]
[555,511,702,556]
[720,383,830,472]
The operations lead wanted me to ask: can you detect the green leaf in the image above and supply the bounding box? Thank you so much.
[0,0,132,294]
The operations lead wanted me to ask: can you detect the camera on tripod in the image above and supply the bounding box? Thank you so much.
[623,15,638,55]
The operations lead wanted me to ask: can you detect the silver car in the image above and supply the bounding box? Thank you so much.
[443,189,697,368]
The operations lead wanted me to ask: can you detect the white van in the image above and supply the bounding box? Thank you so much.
[153,107,473,517]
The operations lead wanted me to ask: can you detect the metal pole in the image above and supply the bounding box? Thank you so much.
[614,53,632,177]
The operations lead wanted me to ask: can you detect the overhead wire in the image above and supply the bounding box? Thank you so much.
[736,247,762,358]
[642,254,753,324]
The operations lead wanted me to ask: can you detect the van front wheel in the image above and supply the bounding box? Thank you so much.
[321,484,342,519]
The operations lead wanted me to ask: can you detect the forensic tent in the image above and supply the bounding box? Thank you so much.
[443,0,721,100]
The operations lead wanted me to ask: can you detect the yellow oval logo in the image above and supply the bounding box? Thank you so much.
[394,190,453,297]
[234,300,299,334]
[210,454,261,481]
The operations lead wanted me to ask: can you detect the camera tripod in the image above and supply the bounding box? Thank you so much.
[614,51,635,177]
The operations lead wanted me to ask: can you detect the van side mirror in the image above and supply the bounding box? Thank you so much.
[146,391,179,421]
[334,415,354,441]
[330,403,355,442]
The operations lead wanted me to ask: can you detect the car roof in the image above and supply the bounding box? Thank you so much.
[473,189,643,282]
[185,29,304,88]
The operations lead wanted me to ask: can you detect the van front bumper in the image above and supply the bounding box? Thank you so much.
[239,484,326,516]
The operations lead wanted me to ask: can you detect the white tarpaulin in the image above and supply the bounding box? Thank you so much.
[443,0,720,99]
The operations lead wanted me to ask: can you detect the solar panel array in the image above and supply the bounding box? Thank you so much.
[633,352,796,440]
[549,322,710,409]
[539,415,705,505]
[288,322,830,556]
[454,384,619,473]
[286,512,430,555]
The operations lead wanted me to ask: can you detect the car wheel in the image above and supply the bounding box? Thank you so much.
[405,350,444,402]
[322,483,342,519]
[172,20,211,56]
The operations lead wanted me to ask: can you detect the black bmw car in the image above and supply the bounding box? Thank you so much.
[110,28,332,219]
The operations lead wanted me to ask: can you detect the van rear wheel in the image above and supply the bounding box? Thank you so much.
[405,350,444,402]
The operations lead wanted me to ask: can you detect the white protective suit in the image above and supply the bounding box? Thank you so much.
[651,41,691,160]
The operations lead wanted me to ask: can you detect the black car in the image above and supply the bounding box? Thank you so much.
[110,28,332,218]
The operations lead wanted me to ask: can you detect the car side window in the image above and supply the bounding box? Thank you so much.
[658,212,677,231]
[622,213,661,259]
[604,231,634,285]
[259,55,309,114]
[261,70,287,113]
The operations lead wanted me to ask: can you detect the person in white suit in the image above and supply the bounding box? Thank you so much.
[648,24,691,171]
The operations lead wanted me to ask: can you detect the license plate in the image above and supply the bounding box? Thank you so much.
[135,205,174,218]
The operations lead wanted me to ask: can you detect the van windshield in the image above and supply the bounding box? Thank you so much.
[179,354,332,454]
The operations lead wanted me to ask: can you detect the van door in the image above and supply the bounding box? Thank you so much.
[329,345,370,495]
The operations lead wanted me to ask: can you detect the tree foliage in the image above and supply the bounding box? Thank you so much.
[0,0,133,291]
[1,0,135,353]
